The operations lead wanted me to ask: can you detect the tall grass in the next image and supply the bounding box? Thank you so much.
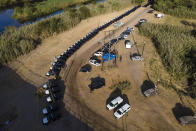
[12,0,145,22]
[139,22,196,98]
[0,13,74,63]
[12,0,96,22]
[0,0,44,8]
[153,0,196,19]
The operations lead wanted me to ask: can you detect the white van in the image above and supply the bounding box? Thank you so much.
[107,96,123,110]
[114,103,131,119]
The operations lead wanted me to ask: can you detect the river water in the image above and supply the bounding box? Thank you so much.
[0,0,106,33]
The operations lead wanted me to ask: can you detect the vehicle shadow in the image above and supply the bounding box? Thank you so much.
[140,80,155,96]
[172,103,195,123]
[122,94,130,105]
[88,76,105,92]
[106,88,122,106]
[0,65,92,131]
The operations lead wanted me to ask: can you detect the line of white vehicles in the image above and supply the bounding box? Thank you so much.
[106,96,131,119]
[41,79,61,125]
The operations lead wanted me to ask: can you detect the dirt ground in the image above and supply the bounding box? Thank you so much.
[1,4,196,131]
[61,6,196,131]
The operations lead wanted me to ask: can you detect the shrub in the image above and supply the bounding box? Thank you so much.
[79,6,91,19]
[109,80,131,90]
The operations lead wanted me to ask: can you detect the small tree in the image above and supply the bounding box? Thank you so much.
[79,6,91,20]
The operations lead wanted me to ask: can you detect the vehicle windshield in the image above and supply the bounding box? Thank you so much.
[117,110,122,115]
[109,103,114,107]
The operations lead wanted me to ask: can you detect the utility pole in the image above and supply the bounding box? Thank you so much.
[102,29,117,68]
[141,41,146,56]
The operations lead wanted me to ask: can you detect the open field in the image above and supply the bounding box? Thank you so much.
[61,8,196,130]
[0,2,196,131]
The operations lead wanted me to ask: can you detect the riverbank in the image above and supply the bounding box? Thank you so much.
[0,0,144,65]
[0,0,44,9]
[12,0,98,22]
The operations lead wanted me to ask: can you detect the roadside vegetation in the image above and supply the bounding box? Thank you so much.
[139,22,196,98]
[12,0,97,22]
[12,0,145,22]
[0,0,44,8]
[0,0,144,65]
[109,80,131,90]
[153,0,196,19]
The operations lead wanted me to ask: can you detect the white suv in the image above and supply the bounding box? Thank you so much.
[106,96,123,110]
[89,59,101,66]
[127,27,134,32]
[114,103,131,119]
[94,51,103,56]
[131,55,144,61]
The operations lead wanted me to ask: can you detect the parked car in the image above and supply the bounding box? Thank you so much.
[120,34,128,39]
[89,59,101,66]
[114,21,124,27]
[131,55,144,61]
[46,69,60,77]
[136,19,147,27]
[179,116,196,126]
[107,96,123,110]
[42,104,58,115]
[125,40,132,49]
[46,93,60,103]
[43,79,56,89]
[42,112,61,125]
[148,10,154,14]
[45,90,50,95]
[110,38,118,44]
[50,65,61,71]
[139,19,147,23]
[114,103,131,119]
[45,87,60,95]
[94,51,103,56]
[127,27,134,32]
[143,88,158,97]
[46,96,53,103]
